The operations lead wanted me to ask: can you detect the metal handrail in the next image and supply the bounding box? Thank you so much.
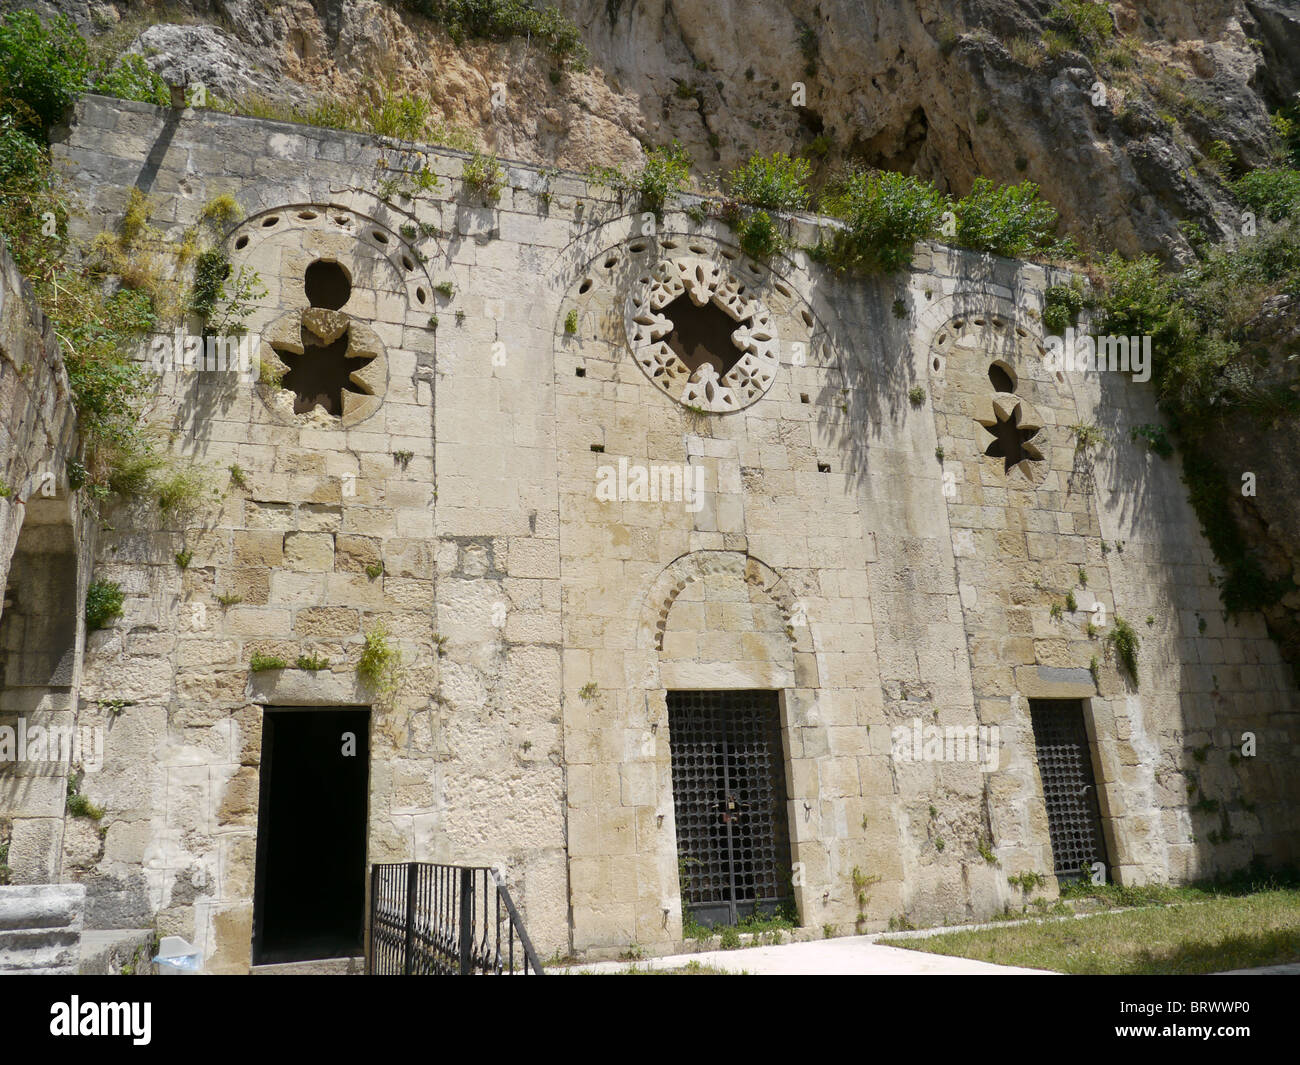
[368,863,546,975]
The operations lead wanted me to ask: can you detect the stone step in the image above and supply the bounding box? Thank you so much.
[0,883,86,974]
[79,928,155,975]
[250,956,364,975]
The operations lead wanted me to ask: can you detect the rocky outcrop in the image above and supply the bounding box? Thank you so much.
[6,0,1298,258]
[1219,292,1300,673]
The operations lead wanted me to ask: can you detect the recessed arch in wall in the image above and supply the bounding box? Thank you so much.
[548,225,844,402]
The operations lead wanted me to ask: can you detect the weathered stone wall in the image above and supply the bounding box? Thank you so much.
[0,239,92,887]
[33,93,1300,968]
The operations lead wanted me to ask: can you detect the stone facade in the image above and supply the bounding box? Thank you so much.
[0,94,1295,971]
[0,239,94,890]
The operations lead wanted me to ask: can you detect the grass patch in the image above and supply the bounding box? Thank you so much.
[249,652,288,672]
[884,888,1300,974]
[393,0,590,69]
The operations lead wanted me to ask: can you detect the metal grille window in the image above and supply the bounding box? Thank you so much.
[1029,699,1109,880]
[668,690,794,927]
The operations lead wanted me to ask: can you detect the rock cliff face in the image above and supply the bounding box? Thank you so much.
[11,0,1300,257]
[1222,293,1300,672]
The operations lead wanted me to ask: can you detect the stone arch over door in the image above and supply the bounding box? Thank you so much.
[635,550,819,935]
[636,549,812,691]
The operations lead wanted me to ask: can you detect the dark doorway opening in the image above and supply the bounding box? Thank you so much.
[667,690,795,928]
[662,295,747,378]
[252,707,370,965]
[1028,699,1110,882]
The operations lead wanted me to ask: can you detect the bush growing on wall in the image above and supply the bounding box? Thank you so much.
[725,151,812,213]
[953,177,1071,259]
[0,13,197,506]
[820,169,947,273]
[0,11,89,136]
[0,11,170,137]
[1233,167,1300,223]
[85,580,125,632]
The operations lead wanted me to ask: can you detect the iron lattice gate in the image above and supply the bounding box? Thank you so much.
[1029,699,1110,880]
[668,690,794,927]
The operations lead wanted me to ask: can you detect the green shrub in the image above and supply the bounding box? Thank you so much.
[635,142,691,218]
[1048,0,1114,54]
[737,209,784,260]
[155,464,209,516]
[564,308,578,334]
[357,622,402,695]
[296,653,331,671]
[1107,616,1140,687]
[0,114,63,282]
[90,53,168,107]
[66,775,104,821]
[821,169,947,274]
[0,11,90,137]
[250,652,289,672]
[396,0,590,69]
[189,249,231,322]
[953,178,1069,259]
[725,151,812,212]
[0,12,169,136]
[1233,167,1300,223]
[0,53,161,506]
[365,90,430,140]
[463,151,504,203]
[1042,281,1085,334]
[85,579,124,631]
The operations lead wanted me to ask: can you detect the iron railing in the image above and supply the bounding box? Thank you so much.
[368,863,545,975]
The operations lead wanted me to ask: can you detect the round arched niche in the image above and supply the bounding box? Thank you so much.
[927,309,1052,486]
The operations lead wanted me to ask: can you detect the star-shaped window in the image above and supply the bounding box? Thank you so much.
[981,400,1044,474]
[662,294,749,378]
[272,310,377,416]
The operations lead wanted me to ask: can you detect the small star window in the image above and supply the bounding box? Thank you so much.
[273,313,376,416]
[980,400,1044,474]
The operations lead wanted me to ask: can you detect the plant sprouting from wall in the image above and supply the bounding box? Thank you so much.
[1107,616,1140,688]
[357,622,403,702]
[464,151,505,204]
[819,169,947,274]
[85,579,124,632]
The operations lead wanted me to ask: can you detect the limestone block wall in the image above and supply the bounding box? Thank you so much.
[907,265,1300,903]
[0,239,92,887]
[551,228,890,946]
[31,93,1300,965]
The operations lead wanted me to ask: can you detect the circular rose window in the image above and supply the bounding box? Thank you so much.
[625,255,780,412]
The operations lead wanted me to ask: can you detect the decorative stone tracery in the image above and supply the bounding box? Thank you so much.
[625,255,780,412]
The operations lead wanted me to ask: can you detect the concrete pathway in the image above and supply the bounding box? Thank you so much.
[559,934,1055,975]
